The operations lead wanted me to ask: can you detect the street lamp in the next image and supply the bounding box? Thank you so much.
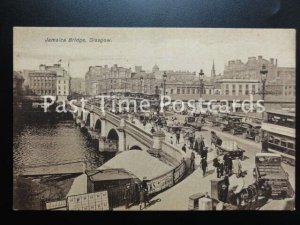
[260,64,268,119]
[260,64,268,101]
[162,71,167,115]
[163,71,167,96]
[260,64,268,152]
[199,69,204,98]
[140,76,144,96]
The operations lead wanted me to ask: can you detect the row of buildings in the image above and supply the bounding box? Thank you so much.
[84,56,295,98]
[13,55,295,102]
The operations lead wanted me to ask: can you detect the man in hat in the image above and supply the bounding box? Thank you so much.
[150,126,155,134]
[219,184,228,203]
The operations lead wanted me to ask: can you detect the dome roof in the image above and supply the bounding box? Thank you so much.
[153,64,159,71]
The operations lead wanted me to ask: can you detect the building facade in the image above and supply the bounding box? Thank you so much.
[28,63,70,99]
[218,79,260,96]
[85,64,156,96]
[13,71,24,98]
[85,65,110,95]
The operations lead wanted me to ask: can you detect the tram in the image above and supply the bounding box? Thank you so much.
[261,110,295,165]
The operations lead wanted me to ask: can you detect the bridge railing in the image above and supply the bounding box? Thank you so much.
[161,141,185,163]
[146,159,187,196]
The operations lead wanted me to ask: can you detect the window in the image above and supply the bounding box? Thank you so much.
[58,91,61,94]
[170,89,173,94]
[239,84,243,94]
[64,81,66,84]
[177,88,180,94]
[64,86,66,90]
[197,88,200,94]
[187,88,190,94]
[64,91,66,95]
[281,140,287,148]
[182,88,185,94]
[192,88,195,94]
[58,80,60,84]
[287,142,294,150]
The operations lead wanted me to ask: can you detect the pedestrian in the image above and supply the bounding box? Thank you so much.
[213,157,220,177]
[134,181,141,205]
[219,184,228,203]
[194,136,201,154]
[175,129,180,144]
[139,187,145,210]
[124,184,131,209]
[142,177,150,205]
[143,119,147,128]
[182,144,187,153]
[189,132,194,149]
[201,146,208,159]
[199,136,205,155]
[232,157,242,177]
[190,151,195,172]
[150,126,155,134]
[200,157,208,177]
[217,159,224,178]
[170,136,174,145]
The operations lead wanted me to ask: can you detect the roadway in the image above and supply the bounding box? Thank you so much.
[116,113,295,210]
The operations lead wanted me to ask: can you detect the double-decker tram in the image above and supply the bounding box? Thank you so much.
[261,110,295,165]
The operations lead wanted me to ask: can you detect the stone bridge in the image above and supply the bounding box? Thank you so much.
[72,103,184,166]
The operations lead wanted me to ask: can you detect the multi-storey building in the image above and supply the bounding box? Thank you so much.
[86,64,156,96]
[85,65,110,95]
[13,71,24,98]
[28,63,70,100]
[28,69,57,96]
[218,79,260,96]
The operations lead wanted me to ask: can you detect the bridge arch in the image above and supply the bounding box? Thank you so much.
[129,145,142,151]
[107,128,119,141]
[86,113,91,127]
[94,119,102,133]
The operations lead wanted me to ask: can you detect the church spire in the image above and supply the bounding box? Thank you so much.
[211,60,216,81]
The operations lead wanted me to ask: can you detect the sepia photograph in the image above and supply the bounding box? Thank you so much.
[13,27,295,211]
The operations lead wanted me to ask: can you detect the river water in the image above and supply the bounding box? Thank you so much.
[13,113,112,174]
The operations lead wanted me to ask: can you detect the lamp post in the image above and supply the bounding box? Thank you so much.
[260,64,268,120]
[199,69,204,98]
[163,71,167,96]
[140,76,144,97]
[162,71,167,115]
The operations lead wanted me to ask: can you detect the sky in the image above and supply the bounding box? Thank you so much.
[14,27,295,78]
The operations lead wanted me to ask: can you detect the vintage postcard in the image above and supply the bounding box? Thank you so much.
[13,27,295,210]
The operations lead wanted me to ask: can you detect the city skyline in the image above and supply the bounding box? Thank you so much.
[14,28,295,78]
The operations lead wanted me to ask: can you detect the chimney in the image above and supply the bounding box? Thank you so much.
[275,58,278,66]
[270,58,274,64]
